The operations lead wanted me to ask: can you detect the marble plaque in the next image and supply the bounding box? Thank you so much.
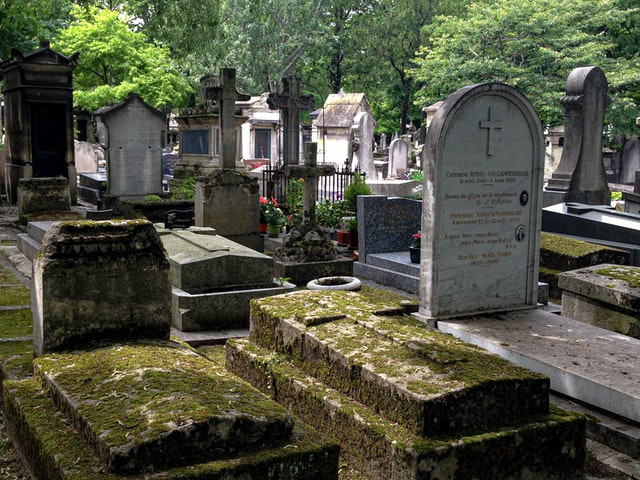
[420,83,544,318]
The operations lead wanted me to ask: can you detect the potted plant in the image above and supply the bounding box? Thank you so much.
[316,199,348,239]
[261,196,285,237]
[344,172,372,213]
[409,231,421,263]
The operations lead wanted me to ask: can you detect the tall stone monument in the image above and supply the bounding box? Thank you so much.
[193,68,263,251]
[352,111,376,179]
[1,40,78,204]
[418,83,544,320]
[544,66,611,205]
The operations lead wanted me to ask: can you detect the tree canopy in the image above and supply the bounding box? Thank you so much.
[2,0,640,140]
[411,0,640,139]
[53,6,193,112]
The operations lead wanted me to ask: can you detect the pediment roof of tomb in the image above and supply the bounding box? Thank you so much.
[313,92,372,128]
[1,41,78,70]
[94,92,165,121]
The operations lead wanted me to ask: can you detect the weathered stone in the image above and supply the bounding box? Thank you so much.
[227,289,586,480]
[559,264,640,338]
[3,341,340,479]
[31,220,171,356]
[247,290,549,437]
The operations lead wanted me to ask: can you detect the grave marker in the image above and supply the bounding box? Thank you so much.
[201,69,251,169]
[268,75,315,166]
[285,143,335,225]
[545,66,611,205]
[418,83,544,320]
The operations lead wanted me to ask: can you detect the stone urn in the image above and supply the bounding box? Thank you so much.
[307,276,361,291]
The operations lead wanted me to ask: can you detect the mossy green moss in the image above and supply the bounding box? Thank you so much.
[0,309,32,338]
[595,265,640,288]
[540,232,607,257]
[0,340,33,380]
[0,285,30,306]
[33,341,292,453]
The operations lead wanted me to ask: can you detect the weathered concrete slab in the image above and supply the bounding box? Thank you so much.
[249,290,549,437]
[437,308,640,424]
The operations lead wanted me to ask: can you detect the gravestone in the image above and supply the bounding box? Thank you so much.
[544,66,611,206]
[621,136,640,185]
[1,40,78,204]
[74,141,100,174]
[268,75,315,166]
[94,93,165,201]
[31,220,171,356]
[352,111,376,179]
[418,82,544,320]
[388,137,409,177]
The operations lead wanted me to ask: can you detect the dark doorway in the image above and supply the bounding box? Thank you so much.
[254,129,271,159]
[31,103,67,177]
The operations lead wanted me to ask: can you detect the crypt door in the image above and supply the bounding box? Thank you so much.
[254,129,271,160]
[30,103,67,177]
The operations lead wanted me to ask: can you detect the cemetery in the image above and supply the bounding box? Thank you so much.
[1,38,640,480]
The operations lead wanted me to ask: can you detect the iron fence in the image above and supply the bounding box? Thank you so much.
[261,167,361,207]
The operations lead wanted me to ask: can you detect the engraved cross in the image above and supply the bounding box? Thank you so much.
[479,107,502,156]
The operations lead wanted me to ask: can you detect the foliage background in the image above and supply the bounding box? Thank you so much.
[1,0,639,139]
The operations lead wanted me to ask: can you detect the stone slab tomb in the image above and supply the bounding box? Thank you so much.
[559,263,640,338]
[32,220,171,356]
[157,225,294,331]
[227,290,586,479]
[4,341,340,479]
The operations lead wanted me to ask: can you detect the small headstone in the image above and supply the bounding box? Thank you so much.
[388,138,409,177]
[418,82,544,319]
[163,209,194,229]
[32,220,171,356]
[621,136,640,184]
[352,111,376,179]
[95,93,165,198]
[545,66,610,205]
[74,141,99,174]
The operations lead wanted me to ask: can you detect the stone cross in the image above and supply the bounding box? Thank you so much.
[268,75,316,165]
[479,107,502,156]
[201,68,250,169]
[285,142,335,225]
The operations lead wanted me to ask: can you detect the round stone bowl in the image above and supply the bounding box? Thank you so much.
[306,276,362,291]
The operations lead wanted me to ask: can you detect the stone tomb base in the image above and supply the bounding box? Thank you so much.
[227,290,586,480]
[3,341,339,479]
[559,263,640,338]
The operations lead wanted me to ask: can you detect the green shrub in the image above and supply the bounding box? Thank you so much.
[344,172,372,212]
[316,199,347,229]
[172,175,196,200]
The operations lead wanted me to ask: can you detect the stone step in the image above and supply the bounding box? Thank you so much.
[3,368,340,480]
[250,290,550,437]
[354,261,420,294]
[437,308,640,426]
[365,251,421,277]
[30,341,307,474]
[226,337,586,480]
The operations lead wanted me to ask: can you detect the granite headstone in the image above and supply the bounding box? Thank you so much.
[418,83,544,319]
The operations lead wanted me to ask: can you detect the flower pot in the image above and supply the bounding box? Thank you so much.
[259,222,268,234]
[349,230,359,249]
[409,246,420,263]
[267,224,281,237]
[336,230,350,246]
